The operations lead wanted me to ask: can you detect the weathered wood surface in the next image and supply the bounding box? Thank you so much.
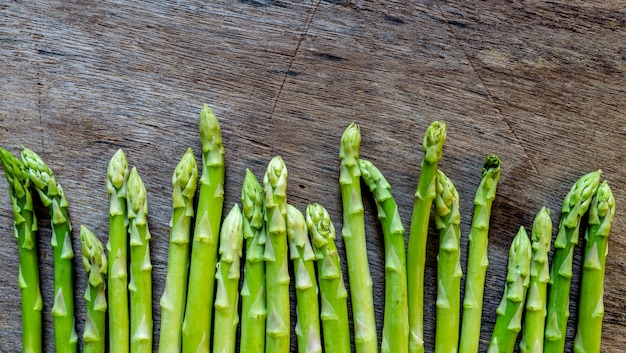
[0,1,624,352]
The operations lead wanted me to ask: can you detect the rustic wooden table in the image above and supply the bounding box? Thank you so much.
[1,1,624,352]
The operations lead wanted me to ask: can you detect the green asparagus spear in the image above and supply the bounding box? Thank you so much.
[487,226,532,353]
[574,181,615,353]
[434,169,462,353]
[239,169,267,353]
[459,155,501,353]
[359,159,409,353]
[79,226,107,353]
[0,148,43,353]
[306,203,351,353]
[127,168,152,353]
[182,105,225,353]
[544,170,601,353]
[339,123,377,353]
[287,204,322,353]
[264,156,290,353]
[519,207,552,353]
[22,148,78,353]
[159,148,198,352]
[106,149,130,353]
[408,121,446,353]
[212,204,244,353]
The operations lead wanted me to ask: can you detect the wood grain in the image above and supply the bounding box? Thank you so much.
[0,1,624,352]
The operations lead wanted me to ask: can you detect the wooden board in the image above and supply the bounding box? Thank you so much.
[0,1,624,351]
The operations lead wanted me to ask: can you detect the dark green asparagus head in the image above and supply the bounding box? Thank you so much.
[127,167,149,238]
[306,203,336,259]
[561,170,602,229]
[21,148,65,208]
[219,204,244,264]
[530,207,552,282]
[474,155,501,204]
[587,181,615,238]
[172,148,198,206]
[339,123,361,167]
[287,204,315,261]
[422,121,446,164]
[506,226,532,302]
[199,104,225,162]
[0,148,30,202]
[358,159,393,204]
[80,225,107,287]
[242,169,264,237]
[434,169,460,230]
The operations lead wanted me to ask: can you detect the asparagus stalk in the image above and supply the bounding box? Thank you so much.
[434,169,462,353]
[339,123,377,353]
[263,156,290,353]
[544,170,601,353]
[22,148,78,353]
[287,204,322,353]
[106,148,130,353]
[408,121,446,353]
[127,168,152,353]
[574,181,615,353]
[306,203,351,353]
[0,148,43,353]
[459,155,501,353]
[239,169,267,353]
[519,207,552,353]
[182,105,225,353]
[212,204,244,353]
[159,148,198,352]
[79,226,108,353]
[487,226,532,353]
[359,159,409,353]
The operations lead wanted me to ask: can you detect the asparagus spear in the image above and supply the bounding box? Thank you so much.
[287,204,322,353]
[0,148,43,353]
[79,226,107,353]
[574,181,615,353]
[339,123,377,353]
[306,203,351,353]
[487,226,532,353]
[544,170,601,353]
[182,105,225,353]
[519,207,552,353]
[408,121,446,353]
[127,168,152,353]
[212,204,244,353]
[359,159,409,353]
[159,148,198,352]
[106,149,130,353]
[263,156,290,353]
[22,148,78,353]
[434,169,462,353]
[459,155,501,353]
[239,169,267,353]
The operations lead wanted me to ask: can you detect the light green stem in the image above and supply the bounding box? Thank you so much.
[159,148,198,352]
[212,205,244,353]
[307,203,351,353]
[434,170,462,353]
[107,148,130,353]
[182,105,225,353]
[408,121,446,353]
[544,170,601,353]
[79,226,107,353]
[359,159,408,353]
[287,204,322,353]
[520,207,552,353]
[0,148,43,353]
[239,169,267,353]
[574,181,615,353]
[127,168,152,353]
[263,156,290,353]
[22,148,77,353]
[339,123,377,353]
[459,155,501,353]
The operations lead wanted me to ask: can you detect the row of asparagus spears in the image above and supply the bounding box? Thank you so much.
[0,105,615,353]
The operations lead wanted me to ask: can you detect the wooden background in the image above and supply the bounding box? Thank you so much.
[0,0,625,352]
